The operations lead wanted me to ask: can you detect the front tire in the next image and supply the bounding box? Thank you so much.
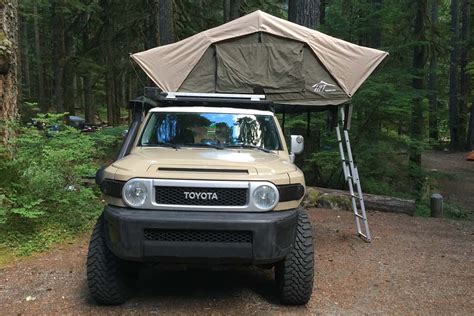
[86,214,132,305]
[275,209,314,305]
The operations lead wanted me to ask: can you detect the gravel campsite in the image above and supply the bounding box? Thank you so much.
[0,207,472,315]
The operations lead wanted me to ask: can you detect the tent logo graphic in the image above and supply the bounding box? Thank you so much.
[312,81,337,93]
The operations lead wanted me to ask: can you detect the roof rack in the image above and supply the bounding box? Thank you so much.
[165,92,266,101]
[135,87,341,114]
[139,87,274,111]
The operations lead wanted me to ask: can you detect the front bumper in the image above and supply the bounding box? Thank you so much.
[103,205,299,265]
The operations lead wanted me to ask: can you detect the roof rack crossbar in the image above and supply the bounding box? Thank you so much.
[165,92,266,101]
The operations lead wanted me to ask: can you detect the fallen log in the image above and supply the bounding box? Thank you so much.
[305,186,416,215]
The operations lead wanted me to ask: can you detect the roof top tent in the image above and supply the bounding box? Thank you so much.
[131,10,387,112]
[128,10,389,242]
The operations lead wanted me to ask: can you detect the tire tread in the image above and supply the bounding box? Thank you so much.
[275,209,314,305]
[86,214,130,305]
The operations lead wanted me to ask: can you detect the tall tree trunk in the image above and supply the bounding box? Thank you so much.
[0,0,19,145]
[460,0,471,149]
[100,0,119,126]
[288,0,320,28]
[159,0,175,45]
[77,75,83,112]
[113,68,122,124]
[33,4,47,112]
[468,99,474,150]
[467,2,474,150]
[448,0,460,151]
[223,0,230,23]
[105,35,116,125]
[105,67,116,126]
[64,34,75,115]
[81,10,95,124]
[320,0,326,25]
[428,0,439,142]
[147,0,160,48]
[410,0,427,194]
[20,16,31,99]
[51,0,66,113]
[121,71,127,111]
[372,0,383,47]
[229,0,240,20]
[83,74,95,124]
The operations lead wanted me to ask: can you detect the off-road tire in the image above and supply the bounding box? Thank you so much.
[86,214,131,305]
[275,209,314,305]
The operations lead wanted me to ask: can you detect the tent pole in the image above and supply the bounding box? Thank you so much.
[344,103,353,130]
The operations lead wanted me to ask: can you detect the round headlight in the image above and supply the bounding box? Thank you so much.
[123,180,148,207]
[253,185,278,210]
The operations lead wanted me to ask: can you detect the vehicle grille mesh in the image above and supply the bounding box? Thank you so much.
[144,229,253,243]
[155,186,248,206]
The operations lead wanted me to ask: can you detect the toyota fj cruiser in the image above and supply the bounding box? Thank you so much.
[88,93,314,306]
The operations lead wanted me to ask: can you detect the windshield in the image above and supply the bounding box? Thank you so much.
[140,112,282,151]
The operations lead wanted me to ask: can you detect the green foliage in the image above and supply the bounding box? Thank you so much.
[415,199,472,220]
[467,61,474,77]
[306,150,342,188]
[415,200,431,217]
[444,203,472,220]
[0,115,124,255]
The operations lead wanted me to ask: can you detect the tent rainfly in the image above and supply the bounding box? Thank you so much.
[131,10,388,108]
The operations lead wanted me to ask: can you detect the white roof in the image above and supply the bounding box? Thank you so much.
[149,106,275,116]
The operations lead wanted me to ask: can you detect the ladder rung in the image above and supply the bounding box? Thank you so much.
[354,213,366,220]
[358,232,371,242]
[337,121,372,242]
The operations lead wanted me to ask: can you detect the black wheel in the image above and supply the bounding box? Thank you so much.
[275,209,314,305]
[86,214,132,305]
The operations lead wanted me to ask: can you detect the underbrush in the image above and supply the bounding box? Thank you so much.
[293,119,417,200]
[415,199,473,220]
[0,114,125,256]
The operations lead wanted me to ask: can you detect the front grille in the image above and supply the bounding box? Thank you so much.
[144,229,253,243]
[155,186,248,206]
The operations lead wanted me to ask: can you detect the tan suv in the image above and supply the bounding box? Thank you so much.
[87,93,314,306]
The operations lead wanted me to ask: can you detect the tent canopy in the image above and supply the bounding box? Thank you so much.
[131,10,388,108]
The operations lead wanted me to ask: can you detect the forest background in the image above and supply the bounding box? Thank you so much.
[0,0,473,257]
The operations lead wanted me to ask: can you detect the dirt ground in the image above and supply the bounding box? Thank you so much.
[422,151,474,213]
[0,208,472,315]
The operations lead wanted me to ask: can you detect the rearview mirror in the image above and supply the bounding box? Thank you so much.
[290,135,304,162]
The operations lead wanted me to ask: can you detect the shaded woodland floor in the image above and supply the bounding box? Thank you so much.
[0,208,472,315]
[423,151,474,213]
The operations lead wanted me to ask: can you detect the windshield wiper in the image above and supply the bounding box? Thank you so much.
[182,143,224,150]
[156,142,180,149]
[225,144,272,153]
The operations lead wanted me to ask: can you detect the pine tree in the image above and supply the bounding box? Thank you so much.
[448,0,460,151]
[0,0,19,144]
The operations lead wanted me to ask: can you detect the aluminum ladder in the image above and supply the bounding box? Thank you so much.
[335,106,372,242]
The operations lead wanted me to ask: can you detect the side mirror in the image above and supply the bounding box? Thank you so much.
[289,135,304,162]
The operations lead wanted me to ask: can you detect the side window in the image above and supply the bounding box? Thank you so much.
[141,114,157,145]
